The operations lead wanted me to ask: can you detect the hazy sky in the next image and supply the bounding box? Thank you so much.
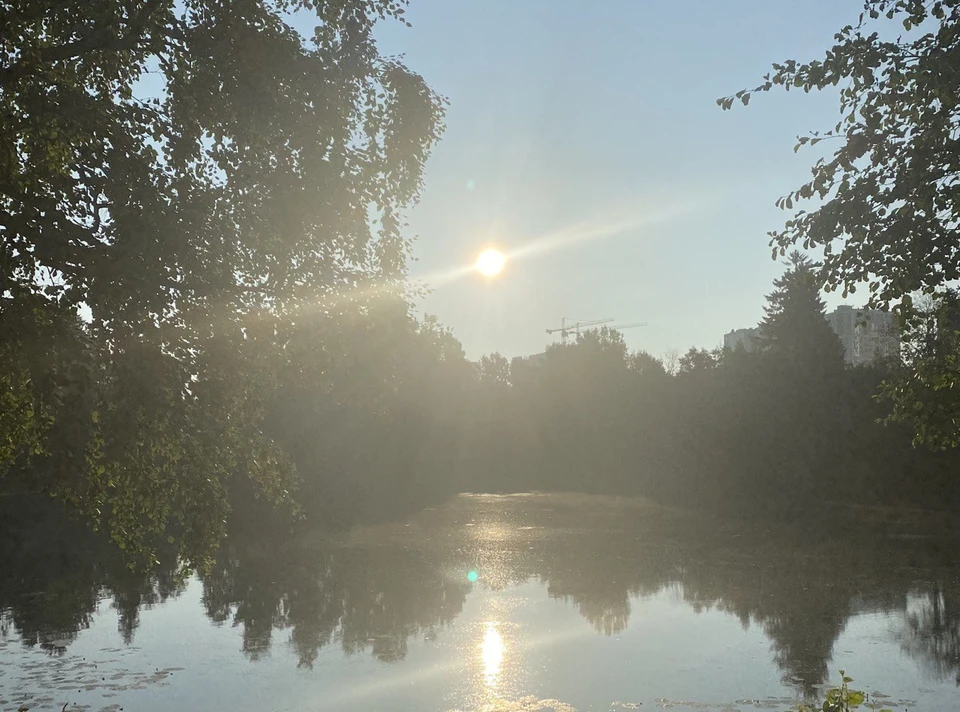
[369,0,864,360]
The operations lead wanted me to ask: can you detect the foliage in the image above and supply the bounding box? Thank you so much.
[0,295,94,480]
[720,0,960,446]
[719,0,960,309]
[878,290,960,448]
[677,347,719,374]
[0,0,444,565]
[477,352,512,387]
[627,350,668,379]
[793,671,891,712]
[759,251,845,376]
[457,255,960,514]
[251,304,472,526]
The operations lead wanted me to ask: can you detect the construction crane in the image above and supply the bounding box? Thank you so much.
[545,317,613,344]
[607,321,648,332]
[546,318,647,344]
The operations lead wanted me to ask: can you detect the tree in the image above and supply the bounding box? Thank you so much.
[884,290,960,365]
[879,290,960,448]
[720,0,960,310]
[758,251,845,375]
[720,0,960,444]
[476,353,512,388]
[0,0,444,564]
[627,350,667,380]
[677,347,719,375]
[571,326,629,368]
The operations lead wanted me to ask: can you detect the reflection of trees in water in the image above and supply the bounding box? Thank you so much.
[5,495,960,695]
[678,560,856,696]
[107,563,186,644]
[899,585,960,685]
[538,532,674,637]
[193,524,960,698]
[0,496,183,653]
[200,543,471,667]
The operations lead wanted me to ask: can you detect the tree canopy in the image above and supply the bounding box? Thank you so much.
[0,0,445,564]
[759,251,845,375]
[720,0,960,446]
[720,0,960,310]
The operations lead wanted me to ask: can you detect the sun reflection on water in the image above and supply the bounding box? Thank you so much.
[480,621,504,690]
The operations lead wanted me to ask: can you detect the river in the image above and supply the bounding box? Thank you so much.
[2,494,960,711]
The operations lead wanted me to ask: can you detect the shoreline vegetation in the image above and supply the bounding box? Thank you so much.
[9,250,960,568]
[1,0,960,570]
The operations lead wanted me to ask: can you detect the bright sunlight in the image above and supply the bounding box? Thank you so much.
[481,621,504,689]
[475,248,507,277]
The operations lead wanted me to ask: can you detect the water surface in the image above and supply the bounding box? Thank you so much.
[3,494,960,711]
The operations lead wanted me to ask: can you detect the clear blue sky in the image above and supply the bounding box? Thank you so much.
[370,0,861,360]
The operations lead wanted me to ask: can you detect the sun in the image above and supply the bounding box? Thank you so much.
[475,248,507,277]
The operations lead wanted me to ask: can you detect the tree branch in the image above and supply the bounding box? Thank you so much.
[0,0,169,87]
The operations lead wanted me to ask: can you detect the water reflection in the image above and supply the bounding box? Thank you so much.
[481,622,504,690]
[0,495,183,655]
[899,586,960,685]
[199,539,471,667]
[3,493,960,699]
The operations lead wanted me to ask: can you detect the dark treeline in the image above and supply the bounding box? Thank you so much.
[230,252,960,529]
[8,250,960,567]
[6,0,960,567]
[4,495,959,696]
[456,252,960,515]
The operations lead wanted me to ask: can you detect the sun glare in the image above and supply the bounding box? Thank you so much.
[480,622,504,689]
[475,248,507,277]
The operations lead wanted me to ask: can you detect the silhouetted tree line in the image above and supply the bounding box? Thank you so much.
[7,0,960,569]
[9,248,960,567]
[456,253,960,515]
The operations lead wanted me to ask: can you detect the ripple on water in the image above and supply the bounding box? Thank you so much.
[0,638,184,712]
[474,698,577,712]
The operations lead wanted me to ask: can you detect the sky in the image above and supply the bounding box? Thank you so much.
[364,0,865,360]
